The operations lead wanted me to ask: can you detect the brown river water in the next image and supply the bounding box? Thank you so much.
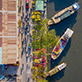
[47,0,82,82]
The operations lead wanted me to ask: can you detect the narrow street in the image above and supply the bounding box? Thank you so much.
[18,0,33,82]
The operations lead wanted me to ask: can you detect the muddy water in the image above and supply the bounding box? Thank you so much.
[47,0,82,82]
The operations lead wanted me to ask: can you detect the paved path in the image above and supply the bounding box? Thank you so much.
[20,0,33,82]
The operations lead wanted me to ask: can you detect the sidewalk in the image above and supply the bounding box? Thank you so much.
[19,0,33,82]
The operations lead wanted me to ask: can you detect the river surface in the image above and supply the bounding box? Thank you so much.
[47,0,82,82]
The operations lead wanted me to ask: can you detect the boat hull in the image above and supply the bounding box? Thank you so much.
[47,63,67,76]
[51,28,74,60]
[48,3,80,25]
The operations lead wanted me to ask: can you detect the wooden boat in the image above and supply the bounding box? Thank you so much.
[46,63,67,76]
[51,28,74,60]
[48,3,80,25]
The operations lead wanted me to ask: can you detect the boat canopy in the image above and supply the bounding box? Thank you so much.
[60,10,71,20]
[48,67,59,76]
[64,28,74,38]
[57,63,66,71]
[55,10,72,21]
[72,3,80,10]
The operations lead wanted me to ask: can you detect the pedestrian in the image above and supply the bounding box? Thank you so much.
[5,65,9,70]
[7,74,13,80]
[22,11,24,18]
[28,76,30,82]
[26,39,28,41]
[30,53,32,56]
[26,54,28,57]
[13,74,19,77]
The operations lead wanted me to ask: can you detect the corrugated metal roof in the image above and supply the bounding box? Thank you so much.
[0,12,2,32]
[0,38,2,47]
[7,1,16,11]
[36,0,44,11]
[0,0,2,10]
[8,14,16,21]
[2,37,17,64]
[0,0,17,64]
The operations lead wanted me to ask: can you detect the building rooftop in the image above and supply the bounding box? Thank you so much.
[36,0,44,11]
[0,0,17,64]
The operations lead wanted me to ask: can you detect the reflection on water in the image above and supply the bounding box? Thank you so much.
[47,0,82,82]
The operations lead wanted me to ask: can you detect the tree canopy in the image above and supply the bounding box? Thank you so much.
[32,18,59,82]
[32,18,59,53]
[37,78,48,82]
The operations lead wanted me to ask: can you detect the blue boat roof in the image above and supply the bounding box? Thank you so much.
[72,3,80,10]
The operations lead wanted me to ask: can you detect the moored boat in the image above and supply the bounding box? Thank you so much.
[48,3,80,25]
[46,63,67,76]
[51,28,74,60]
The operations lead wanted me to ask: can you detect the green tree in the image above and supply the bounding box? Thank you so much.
[40,18,60,53]
[32,18,59,54]
[32,18,59,81]
[33,49,45,57]
[37,78,48,82]
[45,29,59,53]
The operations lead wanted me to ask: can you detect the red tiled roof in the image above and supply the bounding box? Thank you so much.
[2,37,17,64]
[0,0,2,10]
[1,0,17,64]
[0,38,2,47]
[0,12,2,32]
[8,14,16,21]
[8,1,16,11]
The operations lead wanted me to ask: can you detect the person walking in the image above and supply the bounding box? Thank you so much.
[13,74,19,77]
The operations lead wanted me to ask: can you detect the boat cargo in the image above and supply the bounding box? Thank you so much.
[48,3,80,25]
[46,63,67,76]
[51,28,74,60]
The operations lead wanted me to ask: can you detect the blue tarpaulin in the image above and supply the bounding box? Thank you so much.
[72,3,80,10]
[60,40,64,50]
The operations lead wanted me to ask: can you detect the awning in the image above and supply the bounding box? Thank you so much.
[36,0,44,11]
[72,3,80,10]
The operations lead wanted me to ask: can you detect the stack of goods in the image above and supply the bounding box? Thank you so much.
[61,36,67,47]
[52,44,61,57]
